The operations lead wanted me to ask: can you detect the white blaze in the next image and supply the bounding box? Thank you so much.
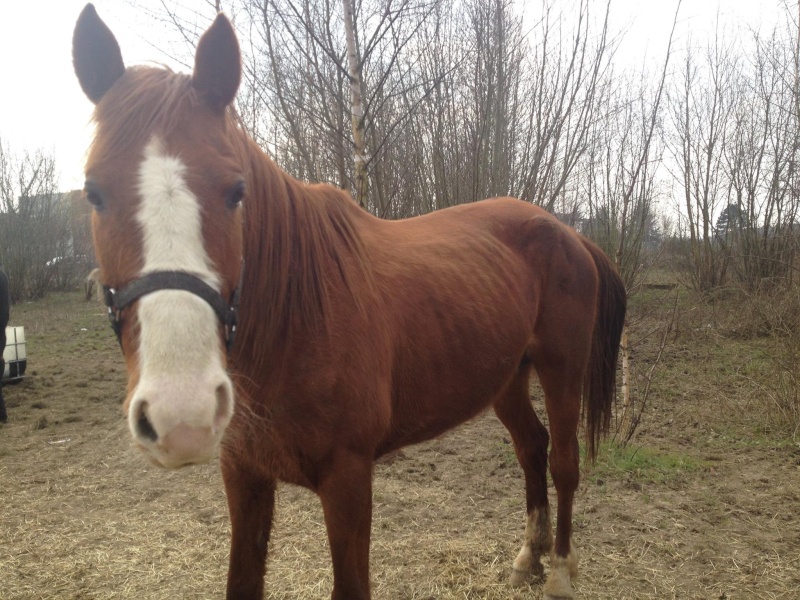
[136,140,220,279]
[128,138,233,463]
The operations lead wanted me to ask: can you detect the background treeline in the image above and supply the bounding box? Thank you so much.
[3,0,800,301]
[152,0,800,295]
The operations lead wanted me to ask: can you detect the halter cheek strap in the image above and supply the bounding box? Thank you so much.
[103,267,242,354]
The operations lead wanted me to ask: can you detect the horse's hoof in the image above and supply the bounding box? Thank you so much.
[542,583,574,599]
[510,568,531,587]
[543,584,574,600]
[542,566,574,599]
[510,563,544,587]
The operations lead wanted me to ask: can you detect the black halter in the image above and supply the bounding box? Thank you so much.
[103,268,242,353]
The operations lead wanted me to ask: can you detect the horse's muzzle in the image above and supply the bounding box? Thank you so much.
[128,377,234,468]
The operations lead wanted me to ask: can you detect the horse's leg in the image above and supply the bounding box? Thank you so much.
[537,366,582,600]
[221,457,276,600]
[318,449,374,600]
[493,370,552,587]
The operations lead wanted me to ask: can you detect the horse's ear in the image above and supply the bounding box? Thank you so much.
[192,14,241,112]
[73,4,125,104]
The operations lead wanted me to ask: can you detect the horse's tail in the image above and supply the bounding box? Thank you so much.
[581,239,626,461]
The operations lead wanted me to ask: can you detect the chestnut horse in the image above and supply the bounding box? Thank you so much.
[73,5,625,599]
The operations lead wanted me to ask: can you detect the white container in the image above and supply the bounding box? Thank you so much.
[3,326,26,382]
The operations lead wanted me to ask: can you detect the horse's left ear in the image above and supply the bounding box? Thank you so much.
[192,14,241,112]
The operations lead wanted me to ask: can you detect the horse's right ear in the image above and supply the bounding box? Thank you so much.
[73,4,125,104]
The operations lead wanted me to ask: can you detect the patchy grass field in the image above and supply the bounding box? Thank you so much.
[1,291,799,599]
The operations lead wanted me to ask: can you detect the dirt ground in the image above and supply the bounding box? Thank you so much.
[1,291,799,599]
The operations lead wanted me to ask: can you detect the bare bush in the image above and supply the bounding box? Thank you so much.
[0,141,71,301]
[721,28,799,291]
[723,286,800,438]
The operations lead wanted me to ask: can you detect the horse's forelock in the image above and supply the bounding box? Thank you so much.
[88,66,223,167]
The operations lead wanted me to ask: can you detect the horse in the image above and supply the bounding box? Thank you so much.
[85,267,103,302]
[72,5,625,599]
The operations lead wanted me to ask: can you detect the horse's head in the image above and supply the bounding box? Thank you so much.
[73,4,245,468]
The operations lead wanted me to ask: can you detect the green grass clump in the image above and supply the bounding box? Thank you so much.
[586,441,707,485]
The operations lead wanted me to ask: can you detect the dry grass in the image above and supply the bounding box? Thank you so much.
[686,285,800,439]
[1,291,800,599]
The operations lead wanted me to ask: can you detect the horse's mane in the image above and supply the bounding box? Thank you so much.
[233,132,370,372]
[89,66,369,373]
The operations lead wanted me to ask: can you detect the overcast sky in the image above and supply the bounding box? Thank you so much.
[0,0,789,192]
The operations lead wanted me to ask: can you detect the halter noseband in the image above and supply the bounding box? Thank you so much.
[103,268,242,354]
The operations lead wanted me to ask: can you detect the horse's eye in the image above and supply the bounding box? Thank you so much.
[226,180,245,209]
[84,182,105,211]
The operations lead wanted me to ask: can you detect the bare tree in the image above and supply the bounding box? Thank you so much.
[387,0,615,216]
[584,64,670,290]
[238,0,441,214]
[342,0,368,207]
[517,0,613,211]
[581,2,678,445]
[667,26,738,292]
[0,140,66,301]
[141,1,615,221]
[722,28,799,291]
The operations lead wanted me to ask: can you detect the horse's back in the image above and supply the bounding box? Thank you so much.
[366,197,597,330]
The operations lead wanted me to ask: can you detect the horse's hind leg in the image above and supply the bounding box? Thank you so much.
[493,370,553,587]
[537,364,583,600]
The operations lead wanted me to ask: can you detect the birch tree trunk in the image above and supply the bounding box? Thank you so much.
[342,0,368,208]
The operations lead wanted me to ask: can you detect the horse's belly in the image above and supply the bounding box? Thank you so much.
[377,346,525,455]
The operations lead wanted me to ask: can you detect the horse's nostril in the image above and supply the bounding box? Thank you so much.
[213,383,234,432]
[135,401,158,442]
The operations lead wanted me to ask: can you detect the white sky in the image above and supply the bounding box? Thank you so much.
[0,0,789,192]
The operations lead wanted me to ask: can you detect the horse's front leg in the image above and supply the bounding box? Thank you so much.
[318,449,374,600]
[221,455,276,600]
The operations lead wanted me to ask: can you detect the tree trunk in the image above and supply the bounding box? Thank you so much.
[342,0,368,209]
